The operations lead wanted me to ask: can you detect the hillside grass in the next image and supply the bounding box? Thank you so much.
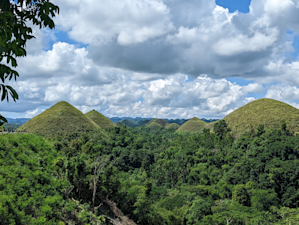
[203,121,218,133]
[165,123,180,130]
[177,117,207,133]
[17,101,105,137]
[224,98,299,138]
[85,110,116,129]
[148,119,168,128]
[147,122,163,129]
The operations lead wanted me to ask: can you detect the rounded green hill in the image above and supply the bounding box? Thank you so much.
[147,121,163,130]
[203,121,218,132]
[224,98,299,137]
[148,119,168,128]
[165,123,180,130]
[177,117,207,133]
[17,101,103,137]
[85,110,116,129]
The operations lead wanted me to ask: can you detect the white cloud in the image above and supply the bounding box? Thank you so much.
[5,0,299,119]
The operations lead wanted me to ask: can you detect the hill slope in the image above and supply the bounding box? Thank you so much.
[203,121,218,133]
[85,110,116,129]
[177,117,207,133]
[17,101,102,137]
[165,123,180,130]
[224,98,299,137]
[148,119,168,128]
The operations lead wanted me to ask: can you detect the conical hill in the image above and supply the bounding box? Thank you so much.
[224,98,299,137]
[147,119,168,128]
[85,110,116,129]
[17,101,103,137]
[165,123,180,130]
[177,117,207,133]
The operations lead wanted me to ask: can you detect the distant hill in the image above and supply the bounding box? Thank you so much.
[137,119,150,126]
[148,119,168,128]
[116,121,126,127]
[85,110,116,129]
[122,119,136,128]
[164,119,187,125]
[17,101,104,137]
[177,117,207,133]
[165,123,180,130]
[224,98,299,137]
[6,118,30,125]
[147,121,163,130]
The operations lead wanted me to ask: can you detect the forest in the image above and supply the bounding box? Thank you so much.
[1,120,299,224]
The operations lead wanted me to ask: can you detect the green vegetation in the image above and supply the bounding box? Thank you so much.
[4,99,299,224]
[203,120,217,132]
[85,110,116,129]
[3,123,21,131]
[147,121,163,130]
[177,117,207,133]
[3,120,299,224]
[165,123,180,130]
[224,98,299,138]
[121,119,136,127]
[148,119,168,128]
[17,101,104,137]
[116,121,126,127]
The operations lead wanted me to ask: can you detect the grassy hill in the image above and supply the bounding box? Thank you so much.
[224,98,299,137]
[147,121,163,130]
[17,101,104,137]
[116,121,126,127]
[122,120,136,128]
[148,119,168,128]
[165,123,180,130]
[203,121,218,133]
[177,117,207,133]
[85,110,116,129]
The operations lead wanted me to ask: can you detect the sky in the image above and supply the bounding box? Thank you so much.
[2,0,299,119]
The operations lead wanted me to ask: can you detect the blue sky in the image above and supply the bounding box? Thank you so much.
[2,0,299,119]
[216,0,251,13]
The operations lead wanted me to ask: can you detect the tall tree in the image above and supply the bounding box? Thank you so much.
[0,0,59,124]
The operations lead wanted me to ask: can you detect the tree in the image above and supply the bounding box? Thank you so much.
[0,0,59,124]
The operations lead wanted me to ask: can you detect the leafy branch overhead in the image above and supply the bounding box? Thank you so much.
[0,0,59,118]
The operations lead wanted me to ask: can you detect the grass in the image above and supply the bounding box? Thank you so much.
[147,122,163,130]
[203,121,218,133]
[224,98,299,138]
[177,117,207,133]
[85,110,116,129]
[148,119,168,128]
[165,123,180,130]
[17,101,105,137]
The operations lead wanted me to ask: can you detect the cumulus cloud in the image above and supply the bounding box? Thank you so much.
[4,0,299,119]
[1,39,268,119]
[47,0,299,78]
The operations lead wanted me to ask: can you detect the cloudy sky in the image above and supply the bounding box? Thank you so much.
[2,0,299,119]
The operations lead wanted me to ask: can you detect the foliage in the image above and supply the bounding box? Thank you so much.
[2,118,299,224]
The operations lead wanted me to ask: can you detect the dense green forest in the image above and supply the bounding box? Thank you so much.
[1,120,299,224]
